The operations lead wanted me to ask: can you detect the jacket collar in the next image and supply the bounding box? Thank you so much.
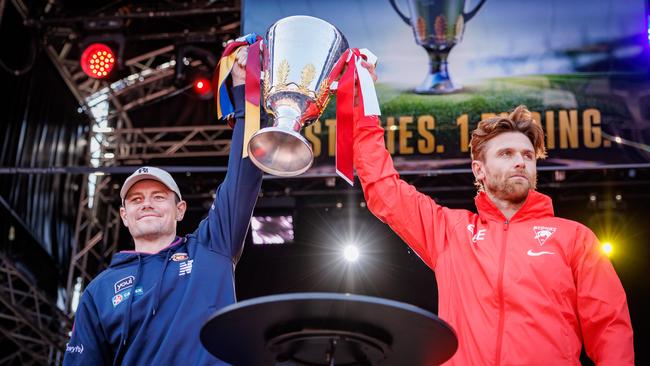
[110,236,185,267]
[474,190,554,223]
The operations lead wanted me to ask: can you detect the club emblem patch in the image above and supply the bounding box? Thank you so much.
[533,226,556,246]
[171,253,189,262]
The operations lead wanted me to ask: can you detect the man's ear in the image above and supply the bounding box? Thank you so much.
[119,206,129,227]
[472,160,485,184]
[176,200,187,221]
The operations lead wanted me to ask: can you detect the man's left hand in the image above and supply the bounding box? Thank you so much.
[360,60,378,83]
[355,60,378,106]
[231,45,248,87]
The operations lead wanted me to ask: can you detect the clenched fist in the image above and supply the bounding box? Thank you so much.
[231,44,248,86]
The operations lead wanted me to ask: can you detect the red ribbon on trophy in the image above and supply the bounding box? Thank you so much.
[327,48,381,185]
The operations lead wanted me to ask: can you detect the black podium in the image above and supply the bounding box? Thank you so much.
[200,293,457,365]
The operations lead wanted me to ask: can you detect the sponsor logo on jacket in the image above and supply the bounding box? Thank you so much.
[179,260,193,276]
[112,294,124,307]
[114,276,135,293]
[65,343,84,354]
[527,249,555,256]
[112,286,143,308]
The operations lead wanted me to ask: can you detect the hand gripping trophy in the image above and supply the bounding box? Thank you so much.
[216,15,380,184]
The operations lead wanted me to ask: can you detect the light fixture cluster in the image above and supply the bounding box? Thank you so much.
[80,43,116,79]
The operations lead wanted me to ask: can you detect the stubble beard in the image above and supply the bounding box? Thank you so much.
[130,218,172,241]
[485,171,537,205]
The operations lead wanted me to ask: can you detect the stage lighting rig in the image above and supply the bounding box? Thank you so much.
[80,43,116,79]
[79,34,125,79]
[174,44,217,98]
[192,77,213,99]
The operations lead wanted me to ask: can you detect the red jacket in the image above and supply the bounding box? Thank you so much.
[353,114,634,365]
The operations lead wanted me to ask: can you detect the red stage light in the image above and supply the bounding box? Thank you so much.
[80,43,116,79]
[193,77,212,97]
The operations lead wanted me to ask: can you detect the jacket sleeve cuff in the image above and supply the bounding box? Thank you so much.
[232,85,246,119]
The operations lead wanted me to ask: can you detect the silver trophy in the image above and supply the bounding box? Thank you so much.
[247,16,348,176]
[389,0,486,94]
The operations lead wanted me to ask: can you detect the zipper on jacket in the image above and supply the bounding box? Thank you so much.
[494,220,509,366]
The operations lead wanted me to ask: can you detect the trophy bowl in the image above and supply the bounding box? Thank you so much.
[247,15,349,176]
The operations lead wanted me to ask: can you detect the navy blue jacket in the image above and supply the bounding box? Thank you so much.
[63,86,263,365]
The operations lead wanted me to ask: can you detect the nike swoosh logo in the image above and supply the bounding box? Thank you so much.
[527,249,555,256]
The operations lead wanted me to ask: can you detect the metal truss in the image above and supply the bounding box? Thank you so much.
[12,0,238,307]
[0,253,71,366]
[49,42,183,129]
[8,1,155,316]
[103,125,231,164]
[29,1,240,127]
[4,1,240,363]
[64,174,121,312]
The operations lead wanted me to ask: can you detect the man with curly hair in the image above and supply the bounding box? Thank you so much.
[354,62,633,366]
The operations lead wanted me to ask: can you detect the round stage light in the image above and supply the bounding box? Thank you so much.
[601,242,613,257]
[193,77,213,98]
[81,43,116,79]
[343,245,360,262]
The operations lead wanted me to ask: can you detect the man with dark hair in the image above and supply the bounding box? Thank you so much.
[353,63,633,365]
[63,46,262,365]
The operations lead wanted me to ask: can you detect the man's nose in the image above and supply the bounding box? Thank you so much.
[140,197,154,208]
[513,153,525,168]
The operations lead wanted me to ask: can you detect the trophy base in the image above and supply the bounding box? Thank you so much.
[414,76,462,95]
[248,127,314,177]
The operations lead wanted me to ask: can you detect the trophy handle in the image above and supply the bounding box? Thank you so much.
[463,0,487,22]
[388,0,411,25]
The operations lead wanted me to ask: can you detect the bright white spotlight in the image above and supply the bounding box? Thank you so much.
[343,245,360,262]
[601,242,613,257]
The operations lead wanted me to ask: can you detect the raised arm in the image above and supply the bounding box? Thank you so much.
[194,45,263,261]
[353,111,462,269]
[572,227,634,365]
